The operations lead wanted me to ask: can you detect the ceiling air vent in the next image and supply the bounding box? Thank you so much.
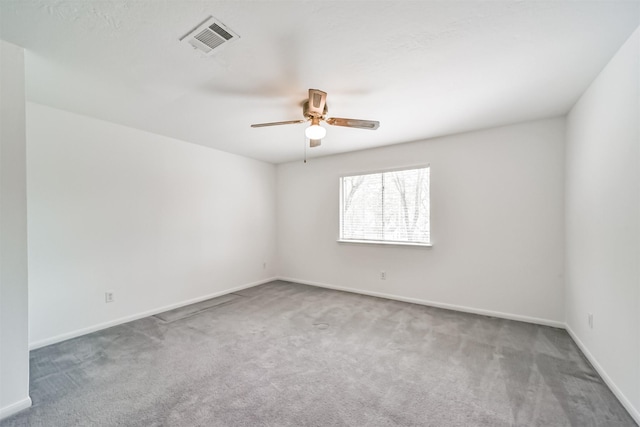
[180,17,239,55]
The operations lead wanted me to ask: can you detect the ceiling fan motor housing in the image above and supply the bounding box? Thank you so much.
[303,88,328,118]
[302,100,328,119]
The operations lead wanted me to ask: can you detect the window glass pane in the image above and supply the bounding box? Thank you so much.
[383,168,430,243]
[341,173,382,240]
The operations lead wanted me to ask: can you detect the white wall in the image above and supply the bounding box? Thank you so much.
[277,118,565,325]
[27,103,277,347]
[565,27,640,421]
[0,40,31,419]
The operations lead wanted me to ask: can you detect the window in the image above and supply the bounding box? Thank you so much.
[339,166,431,246]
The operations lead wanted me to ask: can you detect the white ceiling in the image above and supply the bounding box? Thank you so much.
[1,1,638,164]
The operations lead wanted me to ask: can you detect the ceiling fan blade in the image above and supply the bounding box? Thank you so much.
[251,119,306,128]
[326,117,380,130]
[307,89,327,117]
[309,139,322,148]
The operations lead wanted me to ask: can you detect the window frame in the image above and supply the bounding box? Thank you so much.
[338,164,432,247]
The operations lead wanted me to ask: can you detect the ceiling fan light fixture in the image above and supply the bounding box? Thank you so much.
[305,124,326,140]
[305,117,326,140]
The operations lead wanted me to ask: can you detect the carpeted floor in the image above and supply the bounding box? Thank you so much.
[1,280,636,426]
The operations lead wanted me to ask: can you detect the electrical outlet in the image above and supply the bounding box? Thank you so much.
[105,291,115,303]
[588,313,593,329]
[380,271,386,280]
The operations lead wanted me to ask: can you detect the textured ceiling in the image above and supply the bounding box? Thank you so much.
[1,1,638,164]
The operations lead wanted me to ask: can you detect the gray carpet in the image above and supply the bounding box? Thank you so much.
[1,280,636,426]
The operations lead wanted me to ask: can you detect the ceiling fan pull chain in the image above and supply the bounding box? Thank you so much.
[303,135,307,164]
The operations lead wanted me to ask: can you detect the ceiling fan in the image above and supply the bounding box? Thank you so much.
[251,89,380,147]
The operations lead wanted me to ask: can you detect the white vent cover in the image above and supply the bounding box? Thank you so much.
[180,17,239,55]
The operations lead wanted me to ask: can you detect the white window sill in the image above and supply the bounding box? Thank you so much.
[337,239,433,248]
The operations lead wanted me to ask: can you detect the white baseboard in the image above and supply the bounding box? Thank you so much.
[277,276,565,328]
[565,324,640,424]
[29,277,277,350]
[23,276,639,424]
[0,396,32,421]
